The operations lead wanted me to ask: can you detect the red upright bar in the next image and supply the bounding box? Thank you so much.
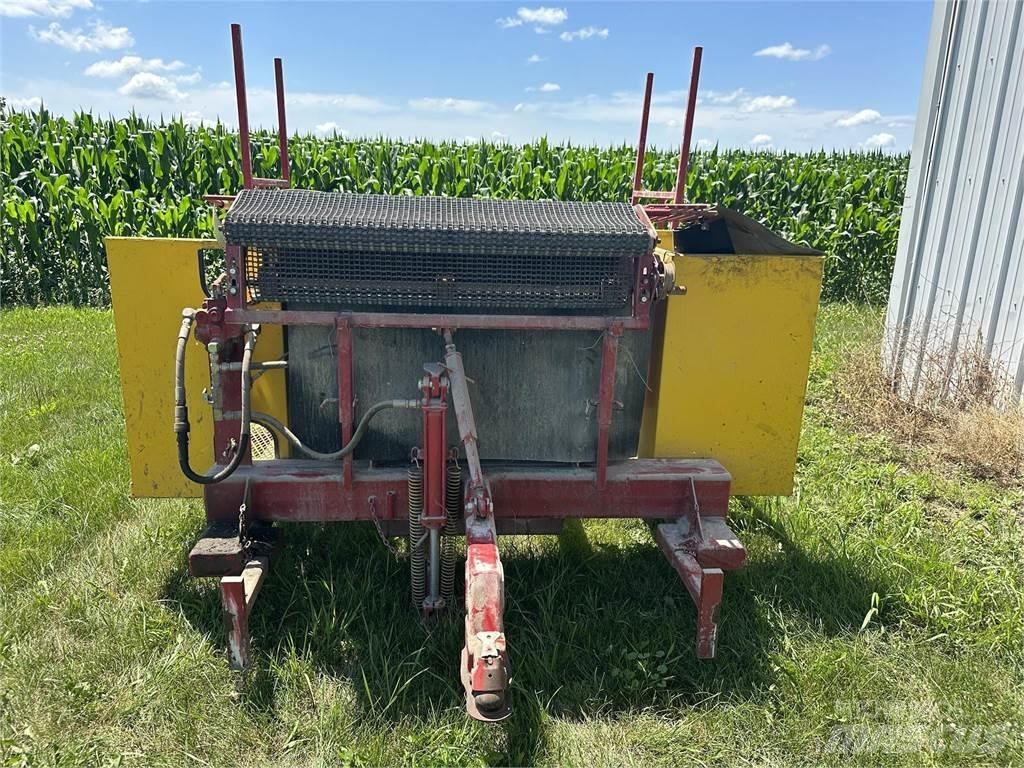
[631,73,655,205]
[673,46,703,205]
[274,57,290,185]
[231,23,253,189]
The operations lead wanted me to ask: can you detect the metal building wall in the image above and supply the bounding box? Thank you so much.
[886,0,1024,402]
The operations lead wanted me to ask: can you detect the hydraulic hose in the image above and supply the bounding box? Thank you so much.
[251,399,418,461]
[174,309,255,484]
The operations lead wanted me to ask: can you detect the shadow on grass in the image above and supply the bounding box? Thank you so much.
[163,510,894,764]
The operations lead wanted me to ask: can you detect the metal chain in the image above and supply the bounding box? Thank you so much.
[369,495,406,560]
[238,476,252,553]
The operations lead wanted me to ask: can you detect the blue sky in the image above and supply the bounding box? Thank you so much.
[1,0,934,150]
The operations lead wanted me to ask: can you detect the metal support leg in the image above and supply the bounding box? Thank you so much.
[655,503,746,659]
[219,556,268,671]
[443,331,510,721]
[418,363,449,615]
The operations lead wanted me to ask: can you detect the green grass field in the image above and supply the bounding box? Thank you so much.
[1,305,1022,767]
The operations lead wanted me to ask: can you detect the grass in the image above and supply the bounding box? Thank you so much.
[1,304,1022,767]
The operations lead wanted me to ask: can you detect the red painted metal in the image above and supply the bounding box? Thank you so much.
[228,307,649,331]
[202,459,731,523]
[212,340,249,465]
[673,46,703,205]
[644,203,711,228]
[274,57,290,185]
[220,575,249,669]
[463,512,509,721]
[420,363,449,526]
[336,319,354,487]
[631,72,655,205]
[595,325,622,488]
[219,557,268,670]
[224,245,247,310]
[654,501,747,658]
[230,24,253,190]
[442,332,507,720]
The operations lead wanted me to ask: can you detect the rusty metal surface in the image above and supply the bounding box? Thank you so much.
[201,458,732,523]
[230,307,651,330]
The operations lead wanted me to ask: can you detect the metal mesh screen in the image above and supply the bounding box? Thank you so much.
[224,189,654,313]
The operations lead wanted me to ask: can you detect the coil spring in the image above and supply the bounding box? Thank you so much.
[441,462,462,605]
[408,463,425,609]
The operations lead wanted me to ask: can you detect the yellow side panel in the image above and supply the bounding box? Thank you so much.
[106,237,288,498]
[640,250,823,496]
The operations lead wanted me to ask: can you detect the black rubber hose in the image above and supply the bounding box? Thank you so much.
[251,399,417,461]
[197,249,211,298]
[174,310,254,484]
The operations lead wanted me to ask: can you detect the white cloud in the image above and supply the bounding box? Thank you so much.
[5,72,911,151]
[696,138,714,149]
[497,6,567,29]
[409,97,493,114]
[750,133,773,146]
[181,111,208,127]
[527,82,560,92]
[560,26,608,42]
[517,6,567,24]
[314,121,343,137]
[117,72,186,101]
[30,20,133,52]
[0,0,91,18]
[742,94,797,112]
[863,132,895,149]
[172,72,202,86]
[703,88,746,105]
[527,53,544,63]
[287,91,392,113]
[7,95,43,110]
[491,130,508,140]
[754,42,831,61]
[84,55,185,78]
[836,108,882,127]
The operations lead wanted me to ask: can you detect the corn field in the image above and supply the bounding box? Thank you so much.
[1,107,909,306]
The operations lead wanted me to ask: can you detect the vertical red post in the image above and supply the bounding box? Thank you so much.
[631,73,655,204]
[336,320,354,487]
[231,23,253,189]
[420,364,449,526]
[673,46,703,205]
[595,324,622,488]
[274,57,290,185]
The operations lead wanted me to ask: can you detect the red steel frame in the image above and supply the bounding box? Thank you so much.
[191,24,747,721]
[632,46,713,228]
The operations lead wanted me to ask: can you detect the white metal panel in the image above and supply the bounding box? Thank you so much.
[887,0,1024,402]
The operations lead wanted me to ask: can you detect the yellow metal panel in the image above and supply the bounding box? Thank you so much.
[640,248,823,496]
[106,237,288,498]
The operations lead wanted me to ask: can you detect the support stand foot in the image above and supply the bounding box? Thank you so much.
[219,556,268,671]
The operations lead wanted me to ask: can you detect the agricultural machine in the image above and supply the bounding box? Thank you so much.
[107,25,823,721]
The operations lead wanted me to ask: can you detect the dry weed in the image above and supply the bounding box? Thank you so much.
[835,323,1023,485]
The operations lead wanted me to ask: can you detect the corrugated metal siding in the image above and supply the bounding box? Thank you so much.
[886,0,1024,402]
